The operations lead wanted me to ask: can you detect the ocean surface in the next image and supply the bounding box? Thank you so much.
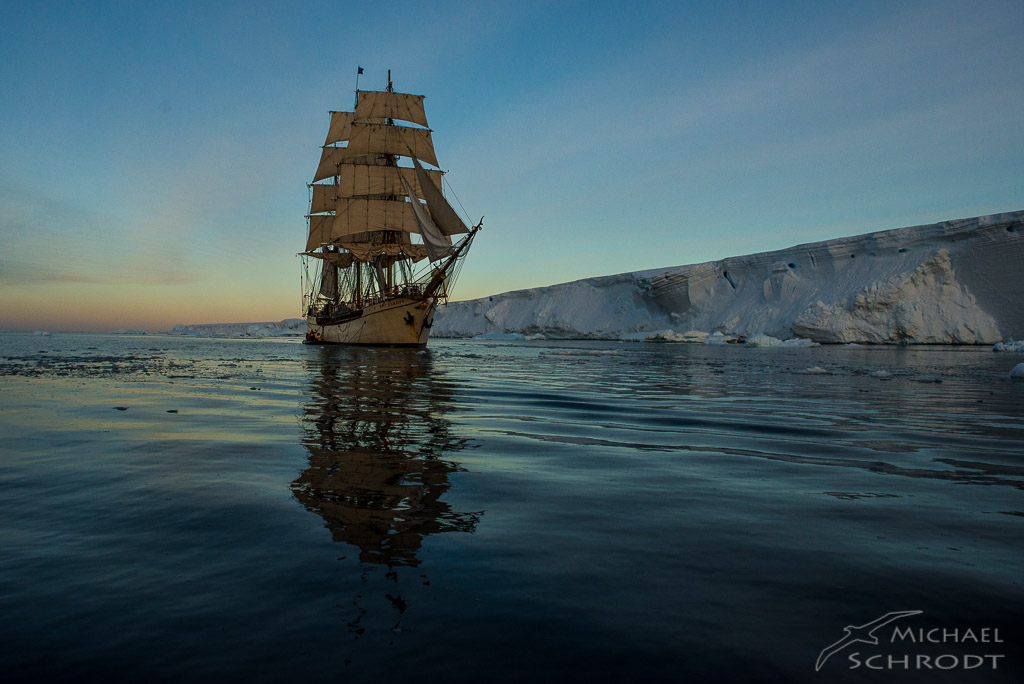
[1,332,1022,683]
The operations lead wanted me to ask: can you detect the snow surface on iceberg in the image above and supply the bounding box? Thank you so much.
[433,211,1023,344]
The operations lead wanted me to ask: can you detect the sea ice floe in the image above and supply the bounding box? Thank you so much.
[800,366,829,374]
[869,369,893,378]
[1010,363,1024,379]
[994,340,1024,352]
[645,330,709,343]
[745,334,819,348]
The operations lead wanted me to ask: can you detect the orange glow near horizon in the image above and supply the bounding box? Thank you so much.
[0,282,298,333]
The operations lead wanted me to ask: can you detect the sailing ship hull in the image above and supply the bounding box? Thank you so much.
[305,296,436,347]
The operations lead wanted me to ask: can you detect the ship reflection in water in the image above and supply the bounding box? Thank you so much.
[292,346,480,568]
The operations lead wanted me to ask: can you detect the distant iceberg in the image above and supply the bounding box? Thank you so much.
[165,319,305,338]
[433,211,1023,344]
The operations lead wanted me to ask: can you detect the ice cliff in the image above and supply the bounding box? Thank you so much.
[432,211,1023,344]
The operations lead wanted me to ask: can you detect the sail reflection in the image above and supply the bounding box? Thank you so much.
[292,347,480,567]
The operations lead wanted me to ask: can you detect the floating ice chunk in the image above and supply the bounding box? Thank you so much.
[473,331,526,340]
[869,369,893,378]
[801,366,829,374]
[703,332,738,345]
[33,331,50,336]
[645,330,712,343]
[994,340,1024,352]
[1010,363,1024,379]
[746,334,819,348]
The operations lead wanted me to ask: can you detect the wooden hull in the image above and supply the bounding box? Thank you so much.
[306,296,436,347]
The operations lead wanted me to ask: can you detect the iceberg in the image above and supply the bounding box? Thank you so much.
[433,211,1023,344]
[165,319,305,338]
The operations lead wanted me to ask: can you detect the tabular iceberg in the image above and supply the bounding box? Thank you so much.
[432,211,1023,344]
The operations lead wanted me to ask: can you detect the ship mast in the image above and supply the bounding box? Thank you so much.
[385,69,395,297]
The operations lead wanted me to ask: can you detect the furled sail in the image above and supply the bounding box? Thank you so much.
[401,174,452,262]
[411,155,469,235]
[344,123,438,167]
[302,245,427,264]
[355,90,428,127]
[334,243,429,262]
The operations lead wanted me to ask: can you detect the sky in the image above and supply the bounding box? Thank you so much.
[1,0,1022,332]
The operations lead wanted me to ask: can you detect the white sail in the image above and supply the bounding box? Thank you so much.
[411,155,469,235]
[310,184,338,214]
[310,167,442,209]
[306,214,334,251]
[325,111,355,145]
[344,123,438,167]
[313,146,347,183]
[331,197,419,238]
[314,145,390,183]
[401,174,452,262]
[355,90,428,127]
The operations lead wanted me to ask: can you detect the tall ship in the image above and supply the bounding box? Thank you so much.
[301,71,480,346]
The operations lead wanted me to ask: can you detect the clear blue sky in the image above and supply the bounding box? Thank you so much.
[1,0,1021,331]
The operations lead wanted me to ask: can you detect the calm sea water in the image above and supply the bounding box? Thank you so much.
[1,332,1022,683]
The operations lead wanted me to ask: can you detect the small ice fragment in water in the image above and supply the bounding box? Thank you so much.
[869,370,892,378]
[1010,363,1024,379]
[801,366,828,374]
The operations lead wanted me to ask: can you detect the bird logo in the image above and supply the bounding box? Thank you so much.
[815,610,923,671]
